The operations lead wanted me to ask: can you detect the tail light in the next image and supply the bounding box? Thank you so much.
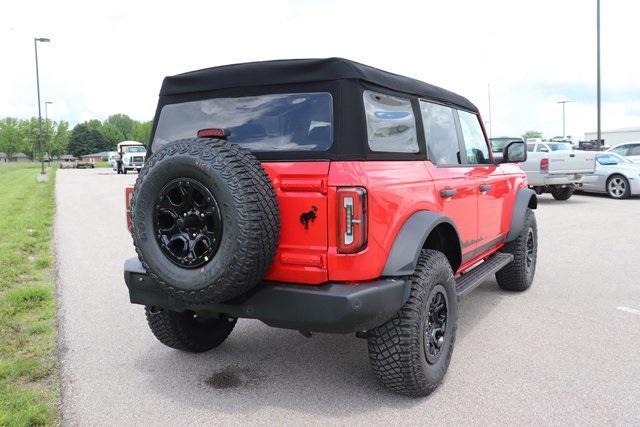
[125,186,134,232]
[540,158,549,173]
[337,187,367,254]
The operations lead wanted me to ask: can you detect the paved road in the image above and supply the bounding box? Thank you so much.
[56,168,640,425]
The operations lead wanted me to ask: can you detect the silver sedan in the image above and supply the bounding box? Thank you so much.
[580,152,640,199]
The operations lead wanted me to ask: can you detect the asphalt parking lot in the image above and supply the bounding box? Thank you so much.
[55,168,640,425]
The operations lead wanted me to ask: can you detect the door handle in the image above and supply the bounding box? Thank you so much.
[440,189,457,198]
[569,154,576,158]
[479,184,492,192]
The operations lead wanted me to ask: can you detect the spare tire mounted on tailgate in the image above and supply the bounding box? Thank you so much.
[131,138,280,304]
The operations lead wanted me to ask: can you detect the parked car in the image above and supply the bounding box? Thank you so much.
[580,152,640,199]
[521,141,595,200]
[123,58,538,396]
[606,142,640,163]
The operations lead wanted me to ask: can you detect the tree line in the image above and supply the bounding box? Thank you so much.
[0,114,152,160]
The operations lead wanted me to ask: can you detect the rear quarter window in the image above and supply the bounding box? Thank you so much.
[363,90,419,153]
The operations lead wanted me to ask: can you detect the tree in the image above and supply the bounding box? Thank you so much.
[131,120,152,145]
[68,122,108,157]
[105,114,135,140]
[50,121,70,158]
[522,130,543,140]
[0,117,25,161]
[99,123,125,150]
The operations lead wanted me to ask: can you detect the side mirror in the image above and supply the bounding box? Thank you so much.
[501,141,527,163]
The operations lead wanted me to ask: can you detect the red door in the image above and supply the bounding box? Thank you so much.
[424,162,479,259]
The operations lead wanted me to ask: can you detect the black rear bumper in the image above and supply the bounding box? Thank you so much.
[124,258,409,334]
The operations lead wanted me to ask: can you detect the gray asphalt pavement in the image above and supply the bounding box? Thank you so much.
[56,168,640,425]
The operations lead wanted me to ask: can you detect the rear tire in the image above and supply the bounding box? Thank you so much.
[606,174,630,199]
[367,250,457,397]
[145,307,236,353]
[496,209,537,291]
[550,185,574,200]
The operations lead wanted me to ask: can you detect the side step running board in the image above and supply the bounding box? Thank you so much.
[455,252,513,298]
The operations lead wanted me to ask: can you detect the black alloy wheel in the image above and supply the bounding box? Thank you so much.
[154,178,223,269]
[425,285,448,365]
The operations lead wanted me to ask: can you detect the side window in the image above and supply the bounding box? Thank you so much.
[610,145,629,156]
[458,110,491,164]
[527,144,535,152]
[536,144,549,152]
[629,144,640,155]
[363,90,419,153]
[419,100,460,165]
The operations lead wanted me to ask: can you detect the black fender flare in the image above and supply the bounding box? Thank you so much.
[382,211,462,276]
[506,188,537,242]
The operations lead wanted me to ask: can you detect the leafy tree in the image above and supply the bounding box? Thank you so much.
[131,120,152,145]
[100,123,125,150]
[0,117,25,160]
[19,118,42,160]
[68,122,109,157]
[105,114,135,140]
[50,121,70,158]
[522,130,543,140]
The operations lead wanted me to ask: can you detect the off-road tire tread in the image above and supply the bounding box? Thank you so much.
[145,306,236,352]
[131,138,280,304]
[367,250,457,397]
[496,209,537,291]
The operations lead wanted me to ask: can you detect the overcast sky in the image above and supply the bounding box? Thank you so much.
[2,0,639,140]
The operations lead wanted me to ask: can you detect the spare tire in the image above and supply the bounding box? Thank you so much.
[131,138,280,304]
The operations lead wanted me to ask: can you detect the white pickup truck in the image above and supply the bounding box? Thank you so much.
[521,140,596,200]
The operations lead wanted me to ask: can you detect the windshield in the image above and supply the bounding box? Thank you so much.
[123,146,146,153]
[152,92,333,153]
[547,142,572,151]
[490,138,521,152]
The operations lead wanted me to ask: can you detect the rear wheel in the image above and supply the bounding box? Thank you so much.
[550,185,574,200]
[496,209,537,291]
[606,174,630,199]
[367,250,457,396]
[145,306,236,352]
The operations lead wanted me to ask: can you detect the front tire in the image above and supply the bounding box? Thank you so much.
[607,174,630,199]
[145,307,236,353]
[550,185,574,200]
[496,209,537,291]
[367,250,457,397]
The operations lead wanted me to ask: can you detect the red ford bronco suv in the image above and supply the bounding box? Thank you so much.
[124,58,537,396]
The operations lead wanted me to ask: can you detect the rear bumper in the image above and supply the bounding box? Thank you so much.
[124,258,409,334]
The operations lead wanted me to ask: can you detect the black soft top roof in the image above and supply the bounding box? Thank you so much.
[159,57,478,113]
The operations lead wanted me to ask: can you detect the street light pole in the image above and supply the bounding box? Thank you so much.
[596,0,602,146]
[557,100,571,139]
[34,37,50,174]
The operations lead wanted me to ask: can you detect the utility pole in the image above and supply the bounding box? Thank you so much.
[597,0,602,146]
[34,37,50,174]
[557,100,571,139]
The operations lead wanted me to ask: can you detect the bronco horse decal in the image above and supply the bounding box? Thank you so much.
[300,206,318,229]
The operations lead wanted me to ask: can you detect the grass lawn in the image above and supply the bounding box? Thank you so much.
[0,163,58,426]
[94,161,111,169]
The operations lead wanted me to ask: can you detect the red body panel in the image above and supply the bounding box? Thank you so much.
[259,159,525,284]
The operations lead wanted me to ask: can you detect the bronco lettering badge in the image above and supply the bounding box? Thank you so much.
[300,206,318,229]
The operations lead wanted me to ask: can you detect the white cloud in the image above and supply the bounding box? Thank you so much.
[2,0,639,141]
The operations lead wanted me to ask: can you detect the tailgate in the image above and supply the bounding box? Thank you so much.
[548,151,595,174]
[261,162,330,284]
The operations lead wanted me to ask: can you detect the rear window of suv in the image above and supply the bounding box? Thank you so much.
[152,93,333,152]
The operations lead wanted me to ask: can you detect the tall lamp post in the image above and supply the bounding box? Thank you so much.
[557,100,571,139]
[596,0,601,146]
[34,37,50,174]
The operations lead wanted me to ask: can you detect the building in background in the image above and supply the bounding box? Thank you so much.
[585,126,640,146]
